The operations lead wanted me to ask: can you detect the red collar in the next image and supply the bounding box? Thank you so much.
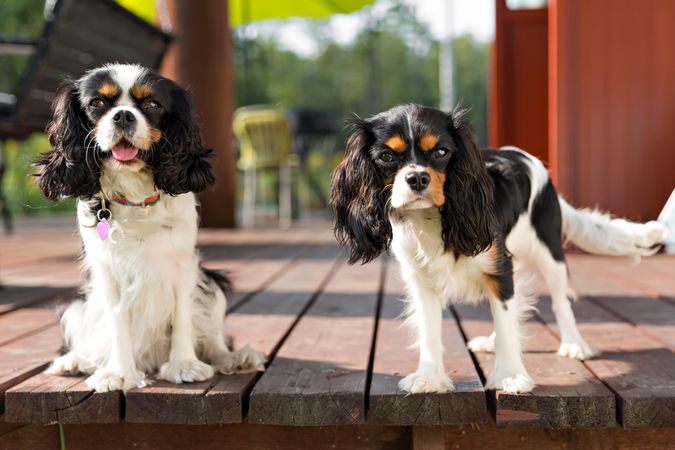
[110,192,161,208]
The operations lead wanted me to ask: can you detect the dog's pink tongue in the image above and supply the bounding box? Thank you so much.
[111,146,138,161]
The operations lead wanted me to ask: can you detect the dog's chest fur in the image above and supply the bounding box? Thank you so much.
[390,208,493,303]
[76,168,199,367]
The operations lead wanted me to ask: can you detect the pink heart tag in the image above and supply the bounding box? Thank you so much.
[97,219,110,241]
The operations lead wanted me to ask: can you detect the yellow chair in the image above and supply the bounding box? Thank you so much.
[233,106,294,227]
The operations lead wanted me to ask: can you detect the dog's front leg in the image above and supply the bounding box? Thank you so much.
[159,260,214,384]
[485,295,534,393]
[398,284,454,393]
[86,269,146,392]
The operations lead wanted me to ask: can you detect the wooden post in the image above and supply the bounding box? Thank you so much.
[161,0,236,227]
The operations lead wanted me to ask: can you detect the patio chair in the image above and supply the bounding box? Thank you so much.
[0,0,171,232]
[233,106,295,228]
[286,107,338,209]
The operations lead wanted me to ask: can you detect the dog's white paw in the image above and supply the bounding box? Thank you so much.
[214,345,266,375]
[486,370,534,393]
[86,368,147,392]
[467,335,495,353]
[398,369,454,393]
[558,341,598,360]
[47,352,91,376]
[159,359,214,384]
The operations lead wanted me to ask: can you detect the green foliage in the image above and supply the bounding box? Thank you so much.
[0,0,489,217]
[453,35,489,145]
[2,136,76,215]
[0,0,45,93]
[235,4,489,145]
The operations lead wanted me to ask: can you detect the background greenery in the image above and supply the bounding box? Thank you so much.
[0,0,489,217]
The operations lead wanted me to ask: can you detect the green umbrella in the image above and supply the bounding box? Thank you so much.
[229,0,374,27]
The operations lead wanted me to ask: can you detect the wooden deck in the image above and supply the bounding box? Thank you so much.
[1,219,675,449]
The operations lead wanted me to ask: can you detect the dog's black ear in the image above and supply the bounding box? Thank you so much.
[152,83,214,195]
[440,113,495,256]
[330,119,390,264]
[36,81,101,200]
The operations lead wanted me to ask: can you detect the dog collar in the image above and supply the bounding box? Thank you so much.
[110,192,161,208]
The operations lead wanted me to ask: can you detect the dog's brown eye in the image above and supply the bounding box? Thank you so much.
[90,98,105,108]
[379,151,395,163]
[433,148,449,159]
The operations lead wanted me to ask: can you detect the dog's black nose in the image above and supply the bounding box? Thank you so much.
[112,110,136,130]
[405,172,431,192]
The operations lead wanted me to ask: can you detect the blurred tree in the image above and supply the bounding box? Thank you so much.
[234,2,489,145]
[0,0,45,93]
[0,0,151,216]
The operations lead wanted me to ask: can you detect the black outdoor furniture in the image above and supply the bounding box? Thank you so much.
[0,0,171,231]
[286,107,338,208]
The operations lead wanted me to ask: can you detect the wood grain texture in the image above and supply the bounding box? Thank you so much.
[125,247,341,424]
[443,418,675,450]
[5,373,120,424]
[454,302,615,428]
[537,297,675,428]
[369,270,486,425]
[590,295,675,349]
[248,258,383,426]
[5,419,675,450]
[0,291,74,346]
[0,287,71,316]
[59,423,411,450]
[0,326,63,414]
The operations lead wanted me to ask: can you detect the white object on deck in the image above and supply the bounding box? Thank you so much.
[657,188,675,254]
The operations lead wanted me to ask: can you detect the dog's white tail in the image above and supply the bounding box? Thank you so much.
[558,196,669,256]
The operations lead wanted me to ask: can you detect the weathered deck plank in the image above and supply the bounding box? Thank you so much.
[537,297,675,428]
[0,291,74,346]
[0,286,71,315]
[248,258,384,426]
[590,295,675,349]
[124,247,341,424]
[0,326,63,415]
[2,221,674,431]
[5,373,120,424]
[368,270,486,425]
[454,302,616,428]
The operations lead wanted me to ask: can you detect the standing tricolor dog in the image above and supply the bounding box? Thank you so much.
[36,64,265,392]
[330,104,668,394]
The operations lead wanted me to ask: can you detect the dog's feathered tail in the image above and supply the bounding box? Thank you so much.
[201,267,232,294]
[558,196,668,256]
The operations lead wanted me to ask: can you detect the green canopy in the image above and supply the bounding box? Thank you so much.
[229,0,374,27]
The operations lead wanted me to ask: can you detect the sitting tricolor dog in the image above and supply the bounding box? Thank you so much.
[330,104,668,394]
[37,63,265,392]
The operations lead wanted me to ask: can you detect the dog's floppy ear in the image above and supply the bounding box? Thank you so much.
[330,119,390,264]
[36,81,101,200]
[440,113,495,256]
[152,82,214,195]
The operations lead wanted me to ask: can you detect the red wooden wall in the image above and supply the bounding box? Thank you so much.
[492,0,675,220]
[549,0,675,220]
[489,1,549,163]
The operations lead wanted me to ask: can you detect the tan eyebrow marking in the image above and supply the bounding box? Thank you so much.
[98,83,120,98]
[384,135,407,153]
[131,84,153,99]
[420,133,439,152]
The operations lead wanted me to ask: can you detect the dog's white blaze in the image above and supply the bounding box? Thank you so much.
[96,105,150,152]
[108,63,147,104]
[390,165,434,210]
